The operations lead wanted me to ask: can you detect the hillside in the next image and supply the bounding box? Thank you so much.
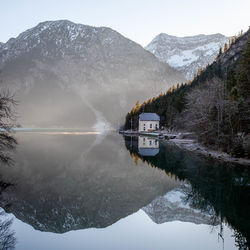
[125,29,250,157]
[0,20,185,129]
[146,33,229,79]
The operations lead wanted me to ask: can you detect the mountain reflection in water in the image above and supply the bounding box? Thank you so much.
[0,132,248,250]
[0,132,178,233]
[125,135,250,249]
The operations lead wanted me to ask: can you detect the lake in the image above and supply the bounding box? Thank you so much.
[0,131,249,250]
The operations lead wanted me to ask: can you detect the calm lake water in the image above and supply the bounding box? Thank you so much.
[0,131,249,250]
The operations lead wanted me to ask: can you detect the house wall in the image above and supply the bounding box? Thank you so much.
[138,121,159,132]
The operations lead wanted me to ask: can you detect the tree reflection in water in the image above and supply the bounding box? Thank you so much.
[0,178,16,250]
[0,208,16,250]
[124,135,250,249]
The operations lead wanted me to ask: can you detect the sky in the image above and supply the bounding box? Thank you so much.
[0,0,249,46]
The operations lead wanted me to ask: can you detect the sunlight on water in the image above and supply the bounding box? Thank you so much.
[8,128,104,135]
[21,131,102,135]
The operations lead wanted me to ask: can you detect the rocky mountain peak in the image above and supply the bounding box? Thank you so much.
[146,33,230,79]
[0,20,124,68]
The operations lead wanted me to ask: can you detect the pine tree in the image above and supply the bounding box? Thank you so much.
[224,43,229,52]
[197,67,203,76]
[236,36,250,98]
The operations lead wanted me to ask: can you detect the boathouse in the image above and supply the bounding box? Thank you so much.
[138,113,160,132]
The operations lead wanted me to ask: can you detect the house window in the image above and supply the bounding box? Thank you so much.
[143,138,145,142]
[155,140,158,145]
[155,124,158,129]
[150,124,152,128]
[143,127,146,131]
[149,140,152,145]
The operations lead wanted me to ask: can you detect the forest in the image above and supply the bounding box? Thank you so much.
[124,29,250,158]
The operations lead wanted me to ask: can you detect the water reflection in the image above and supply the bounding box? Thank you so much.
[0,132,179,233]
[0,132,248,249]
[124,136,250,249]
[0,130,17,249]
[0,132,17,167]
[0,175,16,250]
[138,136,159,156]
[0,209,16,250]
[143,185,219,226]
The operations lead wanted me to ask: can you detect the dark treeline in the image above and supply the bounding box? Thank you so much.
[124,136,250,249]
[124,29,250,158]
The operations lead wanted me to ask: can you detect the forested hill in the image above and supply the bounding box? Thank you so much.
[125,29,250,158]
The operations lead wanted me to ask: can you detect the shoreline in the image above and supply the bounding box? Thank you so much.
[120,130,250,166]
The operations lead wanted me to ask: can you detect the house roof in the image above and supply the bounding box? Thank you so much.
[139,113,160,121]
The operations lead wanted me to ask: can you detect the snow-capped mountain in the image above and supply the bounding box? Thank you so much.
[146,33,230,79]
[0,20,130,67]
[0,20,185,128]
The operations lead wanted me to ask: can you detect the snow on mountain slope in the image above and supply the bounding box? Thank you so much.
[146,33,230,79]
[0,20,123,68]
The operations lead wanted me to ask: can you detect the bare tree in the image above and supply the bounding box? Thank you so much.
[0,90,17,165]
[180,77,226,147]
[0,210,16,250]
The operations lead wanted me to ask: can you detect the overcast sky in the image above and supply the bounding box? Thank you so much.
[1,0,249,46]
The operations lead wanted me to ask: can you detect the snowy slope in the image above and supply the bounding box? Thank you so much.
[0,20,122,68]
[146,33,230,79]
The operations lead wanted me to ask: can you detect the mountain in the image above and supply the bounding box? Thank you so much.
[126,29,250,156]
[0,20,185,129]
[146,33,229,79]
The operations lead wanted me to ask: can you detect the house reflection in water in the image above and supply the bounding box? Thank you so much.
[138,136,159,156]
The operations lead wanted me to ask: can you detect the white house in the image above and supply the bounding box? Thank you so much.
[138,113,160,132]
